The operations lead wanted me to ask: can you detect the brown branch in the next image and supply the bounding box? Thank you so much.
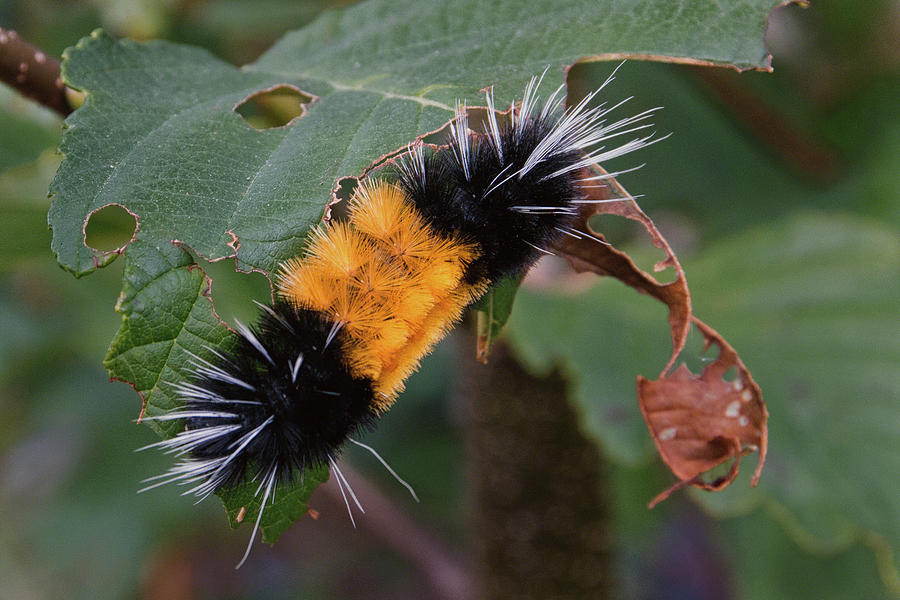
[689,66,841,181]
[460,336,616,599]
[0,27,70,115]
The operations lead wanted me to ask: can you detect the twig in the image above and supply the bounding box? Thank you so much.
[319,462,472,600]
[689,66,840,181]
[0,27,70,115]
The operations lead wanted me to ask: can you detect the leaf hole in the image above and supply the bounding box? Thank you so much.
[420,104,513,146]
[235,85,312,130]
[587,213,642,246]
[677,325,721,372]
[327,177,359,221]
[195,256,272,326]
[419,125,451,146]
[84,204,137,252]
[466,106,513,135]
[721,366,739,382]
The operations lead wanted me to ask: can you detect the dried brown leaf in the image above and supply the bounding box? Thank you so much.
[552,165,691,375]
[552,165,768,504]
[639,316,768,507]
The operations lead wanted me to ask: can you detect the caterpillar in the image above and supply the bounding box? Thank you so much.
[139,68,660,566]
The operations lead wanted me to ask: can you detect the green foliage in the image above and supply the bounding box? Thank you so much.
[2,0,898,597]
[51,0,781,277]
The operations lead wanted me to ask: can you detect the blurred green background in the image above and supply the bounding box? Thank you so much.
[1,0,898,598]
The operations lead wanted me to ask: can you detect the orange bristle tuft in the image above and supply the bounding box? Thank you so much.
[278,260,336,311]
[373,280,487,403]
[305,221,376,277]
[277,178,487,409]
[349,180,416,242]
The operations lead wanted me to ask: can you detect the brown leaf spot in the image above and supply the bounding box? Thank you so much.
[639,317,768,507]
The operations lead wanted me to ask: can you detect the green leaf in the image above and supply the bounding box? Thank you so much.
[102,240,231,434]
[47,0,780,543]
[722,511,892,600]
[51,0,779,276]
[687,213,900,589]
[472,274,523,361]
[507,212,900,593]
[253,0,779,91]
[220,463,329,544]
